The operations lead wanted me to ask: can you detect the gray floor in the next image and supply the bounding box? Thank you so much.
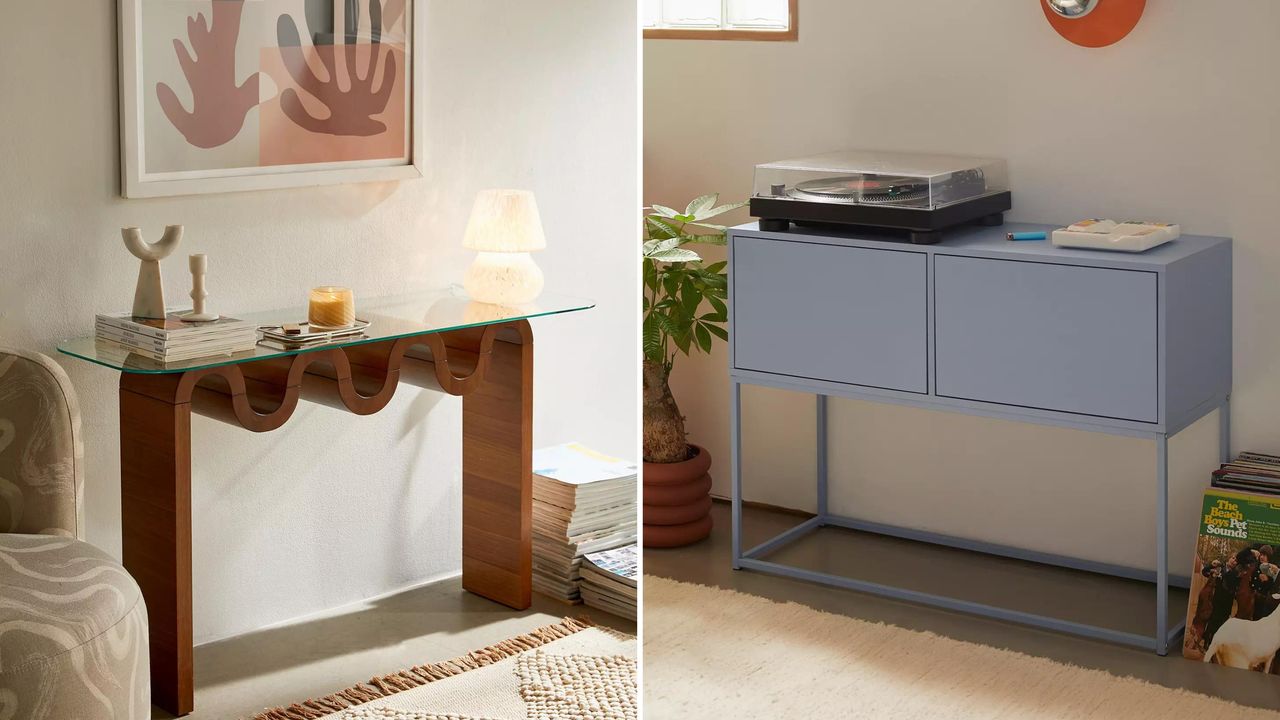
[153,576,634,719]
[645,501,1280,713]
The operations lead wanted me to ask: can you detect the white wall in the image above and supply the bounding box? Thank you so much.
[644,1,1275,571]
[0,0,637,644]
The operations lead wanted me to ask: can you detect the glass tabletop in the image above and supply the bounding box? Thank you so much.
[58,287,594,374]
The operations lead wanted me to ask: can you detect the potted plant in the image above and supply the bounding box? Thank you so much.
[642,194,744,547]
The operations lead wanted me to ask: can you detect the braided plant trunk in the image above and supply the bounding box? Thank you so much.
[643,360,691,464]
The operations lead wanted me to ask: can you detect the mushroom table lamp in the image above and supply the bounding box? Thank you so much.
[462,189,546,305]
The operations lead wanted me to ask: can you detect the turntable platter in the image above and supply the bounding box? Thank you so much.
[789,175,929,205]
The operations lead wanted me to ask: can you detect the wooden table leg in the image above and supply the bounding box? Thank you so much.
[120,377,194,716]
[461,323,533,609]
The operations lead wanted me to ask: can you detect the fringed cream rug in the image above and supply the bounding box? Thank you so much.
[645,576,1279,719]
[251,618,635,720]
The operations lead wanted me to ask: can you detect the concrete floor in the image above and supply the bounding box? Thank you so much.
[152,576,634,719]
[644,502,1280,713]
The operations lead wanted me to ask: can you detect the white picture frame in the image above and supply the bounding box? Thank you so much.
[118,0,422,198]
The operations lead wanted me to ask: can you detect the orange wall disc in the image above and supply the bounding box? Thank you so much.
[1043,0,1146,48]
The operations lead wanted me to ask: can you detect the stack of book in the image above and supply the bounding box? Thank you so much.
[531,442,637,603]
[95,311,257,363]
[1212,451,1280,496]
[579,544,637,620]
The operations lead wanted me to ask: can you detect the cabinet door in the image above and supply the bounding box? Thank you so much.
[732,236,928,393]
[934,256,1158,422]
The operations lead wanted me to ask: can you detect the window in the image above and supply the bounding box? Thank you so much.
[643,0,797,41]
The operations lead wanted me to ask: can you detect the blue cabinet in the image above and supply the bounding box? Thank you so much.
[733,237,927,393]
[934,255,1158,423]
[726,220,1232,655]
[728,222,1231,435]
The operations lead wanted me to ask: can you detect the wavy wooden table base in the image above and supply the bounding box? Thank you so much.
[119,321,533,716]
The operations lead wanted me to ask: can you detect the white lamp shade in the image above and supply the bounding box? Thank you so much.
[463,189,547,252]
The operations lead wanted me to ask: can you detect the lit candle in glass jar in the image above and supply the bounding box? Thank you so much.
[308,286,354,330]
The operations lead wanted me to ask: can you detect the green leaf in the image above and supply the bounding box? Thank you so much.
[649,248,701,263]
[696,265,723,281]
[673,330,692,355]
[681,277,700,316]
[685,193,718,218]
[704,261,727,274]
[686,231,727,246]
[652,311,672,333]
[707,294,727,317]
[642,237,681,255]
[643,257,658,291]
[697,200,747,220]
[705,322,729,341]
[668,305,694,337]
[642,315,662,362]
[694,323,712,353]
[645,216,681,240]
[662,273,681,299]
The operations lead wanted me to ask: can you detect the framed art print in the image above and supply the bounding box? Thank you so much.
[119,0,420,198]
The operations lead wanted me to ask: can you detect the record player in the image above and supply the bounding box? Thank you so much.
[750,150,1012,244]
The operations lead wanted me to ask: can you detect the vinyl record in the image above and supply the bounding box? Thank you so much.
[790,175,929,205]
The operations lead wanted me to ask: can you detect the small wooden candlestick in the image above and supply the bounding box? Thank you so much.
[308,286,355,330]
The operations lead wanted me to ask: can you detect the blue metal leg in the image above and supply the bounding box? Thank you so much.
[1156,433,1170,656]
[731,380,743,570]
[1220,395,1231,464]
[730,381,1206,655]
[816,394,828,521]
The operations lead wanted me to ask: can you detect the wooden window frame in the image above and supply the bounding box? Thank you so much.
[644,0,798,41]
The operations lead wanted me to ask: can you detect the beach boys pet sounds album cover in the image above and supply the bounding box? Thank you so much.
[1183,489,1280,671]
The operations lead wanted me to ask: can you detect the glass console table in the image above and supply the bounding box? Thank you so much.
[58,288,593,716]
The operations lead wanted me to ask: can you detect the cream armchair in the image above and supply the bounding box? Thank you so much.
[0,348,149,719]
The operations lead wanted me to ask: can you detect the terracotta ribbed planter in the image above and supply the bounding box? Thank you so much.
[644,494,712,526]
[644,444,712,484]
[643,444,713,548]
[643,473,712,506]
[643,514,713,549]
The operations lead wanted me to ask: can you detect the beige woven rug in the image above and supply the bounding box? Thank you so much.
[645,576,1278,719]
[252,619,635,720]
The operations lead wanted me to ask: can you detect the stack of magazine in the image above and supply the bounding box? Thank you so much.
[580,544,637,620]
[531,442,637,603]
[95,312,257,363]
[1212,451,1280,495]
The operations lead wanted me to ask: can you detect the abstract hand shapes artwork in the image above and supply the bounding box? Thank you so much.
[156,2,259,149]
[276,0,397,137]
[121,0,419,198]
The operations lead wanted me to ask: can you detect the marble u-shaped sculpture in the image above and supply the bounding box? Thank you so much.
[122,225,182,319]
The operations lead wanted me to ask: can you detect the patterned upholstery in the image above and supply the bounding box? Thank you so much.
[0,348,150,719]
[0,535,149,719]
[0,349,83,537]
